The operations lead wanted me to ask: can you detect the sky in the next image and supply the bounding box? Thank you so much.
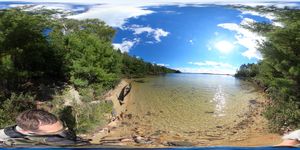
[1,0,300,74]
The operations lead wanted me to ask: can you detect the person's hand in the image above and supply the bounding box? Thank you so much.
[275,139,300,147]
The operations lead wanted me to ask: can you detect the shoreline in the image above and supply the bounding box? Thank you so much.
[85,79,132,144]
[85,79,281,147]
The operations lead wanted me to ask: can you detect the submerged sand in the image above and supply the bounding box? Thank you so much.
[86,79,281,147]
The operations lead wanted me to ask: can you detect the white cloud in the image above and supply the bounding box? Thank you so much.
[230,2,300,8]
[241,10,275,20]
[188,39,194,45]
[3,0,300,5]
[112,38,140,53]
[4,0,299,28]
[240,17,256,26]
[157,63,170,67]
[186,61,237,74]
[189,61,236,69]
[68,5,154,27]
[218,18,265,60]
[240,10,284,27]
[128,25,169,42]
[153,28,169,42]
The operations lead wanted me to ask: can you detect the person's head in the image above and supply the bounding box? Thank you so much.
[16,109,65,135]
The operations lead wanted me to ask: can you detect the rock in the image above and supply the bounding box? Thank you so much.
[133,136,153,144]
[100,142,127,146]
[100,137,123,141]
[127,114,133,119]
[205,111,214,114]
[216,125,223,128]
[162,141,169,146]
[108,121,118,128]
[121,121,130,126]
[235,138,246,141]
[121,138,134,142]
[146,111,152,116]
[249,99,257,105]
[167,141,194,146]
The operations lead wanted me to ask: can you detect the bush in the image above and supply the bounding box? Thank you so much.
[71,101,113,133]
[264,99,300,132]
[0,93,35,128]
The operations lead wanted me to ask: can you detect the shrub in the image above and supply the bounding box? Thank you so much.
[0,93,35,128]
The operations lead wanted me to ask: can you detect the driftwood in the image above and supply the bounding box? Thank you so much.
[118,83,131,104]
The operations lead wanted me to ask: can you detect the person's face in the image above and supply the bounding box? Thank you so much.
[34,121,66,135]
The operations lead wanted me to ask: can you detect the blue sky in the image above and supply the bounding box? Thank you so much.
[113,5,267,74]
[1,0,300,74]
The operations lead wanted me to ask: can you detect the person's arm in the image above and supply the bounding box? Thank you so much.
[42,135,90,146]
[0,129,10,141]
[276,130,300,147]
[0,129,11,146]
[276,139,300,146]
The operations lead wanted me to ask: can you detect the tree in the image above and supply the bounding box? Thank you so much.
[48,19,121,88]
[235,7,300,131]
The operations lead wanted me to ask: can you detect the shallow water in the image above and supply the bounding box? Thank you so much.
[128,74,260,132]
[107,73,264,146]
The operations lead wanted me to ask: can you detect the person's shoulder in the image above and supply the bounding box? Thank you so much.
[282,129,300,140]
[0,128,11,141]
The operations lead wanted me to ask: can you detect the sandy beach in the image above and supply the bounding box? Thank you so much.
[85,79,281,147]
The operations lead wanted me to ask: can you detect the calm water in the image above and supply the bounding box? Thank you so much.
[126,73,261,133]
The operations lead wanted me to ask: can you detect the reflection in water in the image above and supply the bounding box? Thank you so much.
[212,85,226,117]
[103,74,268,145]
[123,74,259,133]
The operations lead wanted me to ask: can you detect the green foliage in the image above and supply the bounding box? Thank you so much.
[0,8,179,134]
[0,9,60,76]
[236,7,300,132]
[71,101,113,133]
[49,19,122,89]
[121,53,179,78]
[0,93,35,128]
[235,63,259,78]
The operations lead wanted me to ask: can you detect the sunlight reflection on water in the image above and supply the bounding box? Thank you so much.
[212,85,226,117]
[126,73,260,132]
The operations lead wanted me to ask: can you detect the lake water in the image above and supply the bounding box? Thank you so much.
[111,73,264,143]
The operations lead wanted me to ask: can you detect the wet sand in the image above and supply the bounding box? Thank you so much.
[85,79,281,147]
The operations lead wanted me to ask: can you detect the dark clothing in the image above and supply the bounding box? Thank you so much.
[0,125,89,147]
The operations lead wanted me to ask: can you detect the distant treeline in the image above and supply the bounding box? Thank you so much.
[235,7,300,132]
[0,9,179,129]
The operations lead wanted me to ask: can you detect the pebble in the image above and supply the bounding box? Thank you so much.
[166,141,194,146]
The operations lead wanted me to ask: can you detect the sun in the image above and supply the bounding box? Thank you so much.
[215,41,234,53]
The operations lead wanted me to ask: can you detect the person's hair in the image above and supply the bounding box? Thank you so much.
[16,109,59,131]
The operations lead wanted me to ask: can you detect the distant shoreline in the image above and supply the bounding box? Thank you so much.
[175,72,233,76]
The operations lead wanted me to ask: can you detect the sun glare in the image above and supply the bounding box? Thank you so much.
[215,40,234,53]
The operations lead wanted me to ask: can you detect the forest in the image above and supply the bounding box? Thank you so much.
[0,8,179,132]
[235,7,300,132]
